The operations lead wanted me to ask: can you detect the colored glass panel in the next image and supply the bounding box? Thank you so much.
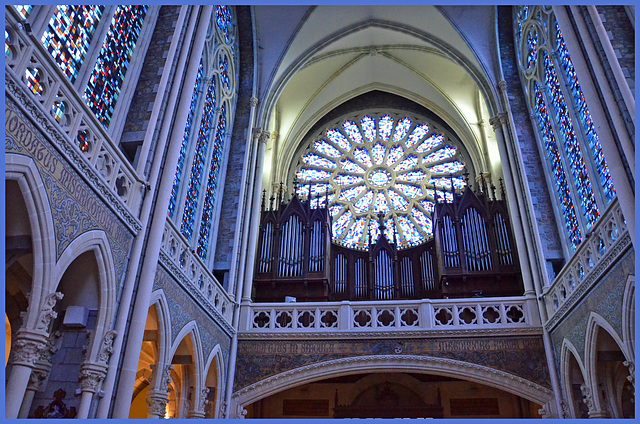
[340,158,365,174]
[25,67,43,95]
[297,168,332,181]
[533,82,582,249]
[326,128,351,152]
[41,6,104,83]
[424,146,457,164]
[333,210,353,238]
[397,215,421,246]
[411,209,432,235]
[371,143,386,165]
[343,217,367,248]
[369,219,381,245]
[419,199,435,213]
[396,183,422,198]
[329,204,343,217]
[5,30,11,59]
[394,155,418,172]
[385,145,404,166]
[425,189,453,203]
[343,120,363,143]
[361,115,376,142]
[169,61,203,218]
[354,190,374,213]
[334,175,363,186]
[353,147,373,168]
[527,29,538,70]
[378,115,393,141]
[180,77,216,241]
[83,5,148,128]
[215,6,234,44]
[13,5,32,19]
[303,153,336,169]
[374,192,390,213]
[314,139,342,158]
[543,52,599,228]
[388,190,409,211]
[428,177,466,190]
[219,52,230,92]
[555,21,615,202]
[197,103,227,258]
[369,169,390,187]
[406,123,429,148]
[338,186,365,202]
[429,160,465,174]
[397,171,426,182]
[415,134,444,153]
[392,117,412,142]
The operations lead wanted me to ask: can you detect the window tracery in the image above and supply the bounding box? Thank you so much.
[295,112,468,250]
[514,6,615,251]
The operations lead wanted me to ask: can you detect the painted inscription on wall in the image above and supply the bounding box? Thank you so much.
[235,335,550,391]
[5,103,133,282]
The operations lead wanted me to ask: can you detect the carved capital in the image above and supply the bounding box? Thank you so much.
[537,402,550,418]
[489,114,507,131]
[258,130,270,144]
[79,369,106,393]
[198,387,211,412]
[498,80,507,90]
[97,330,117,365]
[560,400,570,418]
[12,338,47,366]
[146,392,169,417]
[580,384,595,413]
[35,292,64,331]
[158,364,174,392]
[250,97,259,107]
[623,360,635,390]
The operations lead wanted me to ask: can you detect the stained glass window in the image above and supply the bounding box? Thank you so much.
[197,103,227,259]
[181,77,216,241]
[168,61,203,218]
[296,112,467,250]
[13,5,32,19]
[41,6,104,83]
[218,52,230,92]
[5,30,11,59]
[83,5,148,128]
[514,6,615,251]
[215,5,234,45]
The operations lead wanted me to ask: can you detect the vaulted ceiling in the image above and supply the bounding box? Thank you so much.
[252,6,504,189]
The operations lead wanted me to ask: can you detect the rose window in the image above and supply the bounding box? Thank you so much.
[295,113,468,250]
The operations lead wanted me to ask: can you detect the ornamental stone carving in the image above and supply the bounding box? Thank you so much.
[35,292,64,331]
[98,330,117,365]
[12,338,47,366]
[79,369,106,393]
[198,387,210,412]
[537,402,550,418]
[580,384,595,414]
[27,368,49,391]
[250,97,259,107]
[146,395,168,417]
[623,360,635,390]
[560,400,570,418]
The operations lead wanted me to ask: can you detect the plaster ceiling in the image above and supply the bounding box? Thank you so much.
[253,5,502,186]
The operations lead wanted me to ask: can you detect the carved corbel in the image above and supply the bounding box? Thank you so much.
[35,292,64,331]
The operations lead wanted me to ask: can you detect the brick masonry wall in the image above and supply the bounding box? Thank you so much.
[596,6,635,92]
[121,6,180,163]
[214,7,255,272]
[497,7,564,260]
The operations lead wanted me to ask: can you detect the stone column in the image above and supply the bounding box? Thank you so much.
[145,364,173,419]
[76,365,107,419]
[5,335,46,418]
[18,368,48,418]
[109,7,213,419]
[188,387,209,418]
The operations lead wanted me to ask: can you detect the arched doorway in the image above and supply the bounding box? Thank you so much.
[129,305,161,418]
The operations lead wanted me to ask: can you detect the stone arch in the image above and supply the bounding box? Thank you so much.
[202,344,224,418]
[560,338,588,418]
[231,354,553,412]
[166,322,205,418]
[5,153,56,332]
[584,312,633,418]
[148,290,172,368]
[50,230,117,365]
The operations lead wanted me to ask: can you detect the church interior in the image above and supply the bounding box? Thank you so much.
[4,5,635,419]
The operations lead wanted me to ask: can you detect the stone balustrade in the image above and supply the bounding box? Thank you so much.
[542,198,629,327]
[240,296,539,333]
[161,219,235,327]
[5,10,145,218]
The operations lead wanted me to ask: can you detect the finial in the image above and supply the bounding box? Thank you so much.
[278,182,284,205]
[463,170,470,185]
[269,194,275,211]
[261,189,266,212]
[499,178,505,200]
[292,178,299,195]
[490,184,497,201]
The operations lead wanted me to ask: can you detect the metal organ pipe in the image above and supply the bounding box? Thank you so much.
[259,223,272,273]
[355,258,366,298]
[420,251,435,291]
[494,213,512,266]
[374,251,394,300]
[401,256,414,297]
[278,215,303,277]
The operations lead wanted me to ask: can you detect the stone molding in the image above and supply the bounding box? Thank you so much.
[232,354,553,408]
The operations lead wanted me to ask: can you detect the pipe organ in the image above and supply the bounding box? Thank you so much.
[253,185,522,302]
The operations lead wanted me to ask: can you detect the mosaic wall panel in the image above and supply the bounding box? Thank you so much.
[5,101,133,284]
[154,265,231,370]
[235,335,550,392]
[550,247,634,364]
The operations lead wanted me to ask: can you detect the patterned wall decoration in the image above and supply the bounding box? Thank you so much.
[5,101,133,284]
[234,335,550,392]
[154,265,231,373]
[550,247,634,364]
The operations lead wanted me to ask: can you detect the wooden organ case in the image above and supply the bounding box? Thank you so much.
[253,184,523,302]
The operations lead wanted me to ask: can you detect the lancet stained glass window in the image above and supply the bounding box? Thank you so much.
[514,6,615,251]
[13,5,32,19]
[168,61,204,218]
[181,77,216,241]
[296,113,467,250]
[197,103,227,259]
[41,6,104,83]
[83,5,148,128]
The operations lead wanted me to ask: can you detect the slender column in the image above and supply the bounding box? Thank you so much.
[188,388,209,418]
[18,368,48,418]
[5,333,47,418]
[76,366,107,419]
[110,6,213,418]
[242,129,270,301]
[580,384,610,418]
[554,6,635,246]
[145,364,173,419]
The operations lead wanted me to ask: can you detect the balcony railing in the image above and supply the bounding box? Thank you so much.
[542,198,629,327]
[240,296,540,334]
[161,219,235,328]
[5,11,145,220]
